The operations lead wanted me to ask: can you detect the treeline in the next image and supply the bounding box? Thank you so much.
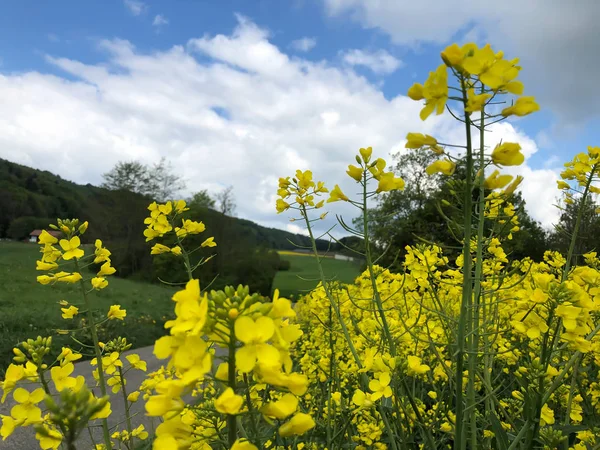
[0,158,345,294]
[363,150,594,270]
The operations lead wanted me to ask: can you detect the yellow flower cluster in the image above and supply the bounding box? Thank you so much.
[144,200,217,256]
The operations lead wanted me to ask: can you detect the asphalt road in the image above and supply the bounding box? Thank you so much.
[0,345,160,450]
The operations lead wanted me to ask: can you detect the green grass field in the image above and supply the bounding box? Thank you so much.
[272,252,362,299]
[0,242,360,372]
[0,241,177,373]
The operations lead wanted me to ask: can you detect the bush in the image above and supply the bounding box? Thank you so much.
[6,216,52,241]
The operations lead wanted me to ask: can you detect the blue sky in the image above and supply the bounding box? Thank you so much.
[1,0,599,232]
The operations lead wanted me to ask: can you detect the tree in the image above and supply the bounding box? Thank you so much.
[101,158,185,202]
[101,161,152,196]
[188,189,216,210]
[149,158,186,203]
[548,196,600,265]
[362,150,548,271]
[216,186,236,216]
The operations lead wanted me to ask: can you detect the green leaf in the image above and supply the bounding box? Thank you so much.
[489,412,510,450]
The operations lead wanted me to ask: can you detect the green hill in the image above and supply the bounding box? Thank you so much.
[0,157,355,294]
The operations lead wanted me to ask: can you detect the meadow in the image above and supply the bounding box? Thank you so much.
[0,242,358,372]
[0,241,176,373]
[272,251,362,298]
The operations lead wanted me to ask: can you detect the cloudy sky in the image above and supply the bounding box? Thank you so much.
[1,0,599,235]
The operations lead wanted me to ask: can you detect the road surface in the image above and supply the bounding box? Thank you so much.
[0,345,160,450]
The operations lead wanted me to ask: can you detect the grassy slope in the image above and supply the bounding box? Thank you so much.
[272,252,362,299]
[0,241,176,372]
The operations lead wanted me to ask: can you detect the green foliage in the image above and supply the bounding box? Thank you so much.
[101,157,185,202]
[549,196,600,266]
[6,216,53,240]
[363,151,548,270]
[187,189,216,210]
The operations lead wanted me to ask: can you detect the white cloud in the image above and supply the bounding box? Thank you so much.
[124,0,146,16]
[290,37,317,52]
[341,48,402,75]
[322,0,600,125]
[0,16,560,236]
[153,14,169,27]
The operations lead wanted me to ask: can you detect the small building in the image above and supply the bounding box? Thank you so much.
[29,229,61,243]
[334,254,355,262]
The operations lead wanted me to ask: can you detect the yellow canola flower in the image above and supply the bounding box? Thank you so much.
[261,393,298,420]
[78,221,89,235]
[214,387,244,415]
[405,132,438,149]
[557,180,570,190]
[369,372,392,401]
[35,425,62,449]
[127,391,140,402]
[11,387,45,425]
[295,170,315,190]
[36,260,58,271]
[465,88,492,113]
[376,172,405,193]
[54,272,82,284]
[145,380,185,417]
[419,64,448,121]
[61,305,79,319]
[50,363,77,392]
[440,42,477,68]
[235,316,280,373]
[151,244,181,255]
[278,412,316,437]
[91,277,108,290]
[201,237,217,248]
[426,159,456,176]
[352,389,374,408]
[58,347,82,366]
[1,364,26,402]
[484,170,513,190]
[97,262,116,277]
[407,355,430,376]
[276,199,290,213]
[327,185,349,203]
[173,200,189,214]
[59,236,84,260]
[232,439,258,450]
[165,279,208,335]
[175,219,206,238]
[359,146,372,163]
[38,230,58,245]
[107,305,126,320]
[126,354,147,371]
[461,44,521,91]
[502,96,540,117]
[492,142,525,166]
[346,164,363,182]
[94,240,111,264]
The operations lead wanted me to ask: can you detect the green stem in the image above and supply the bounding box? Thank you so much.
[466,92,487,449]
[74,258,112,448]
[361,171,396,355]
[454,77,475,450]
[118,366,133,434]
[227,320,237,446]
[300,204,402,450]
[562,165,597,280]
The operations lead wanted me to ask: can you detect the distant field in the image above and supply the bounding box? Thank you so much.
[272,251,362,299]
[0,241,177,373]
